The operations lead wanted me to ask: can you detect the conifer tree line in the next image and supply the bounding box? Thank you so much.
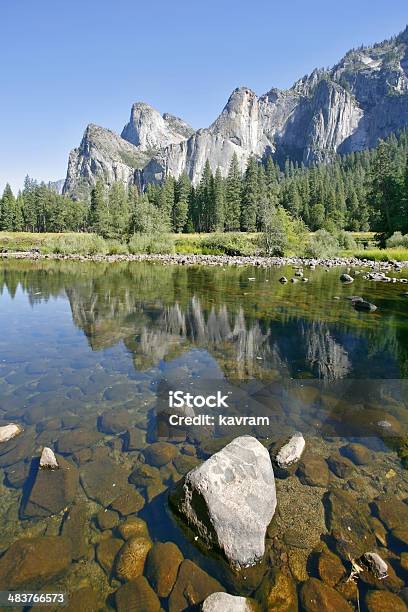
[1,130,408,239]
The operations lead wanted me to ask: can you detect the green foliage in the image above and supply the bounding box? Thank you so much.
[173,173,190,233]
[198,233,258,256]
[105,240,129,255]
[303,230,340,258]
[397,437,408,469]
[259,206,308,256]
[1,184,17,230]
[336,230,357,250]
[131,194,170,234]
[128,233,175,254]
[352,248,408,262]
[385,231,408,248]
[42,234,108,255]
[225,154,242,231]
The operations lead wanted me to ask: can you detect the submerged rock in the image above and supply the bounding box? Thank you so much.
[297,454,329,488]
[300,578,352,612]
[115,576,161,612]
[279,276,288,284]
[96,508,120,530]
[39,447,59,469]
[373,495,408,530]
[255,568,298,611]
[327,453,355,479]
[123,427,147,451]
[110,489,145,516]
[0,430,35,467]
[168,559,224,612]
[354,300,377,312]
[341,442,372,465]
[143,441,178,466]
[145,541,183,597]
[173,453,201,475]
[170,435,276,568]
[115,536,152,581]
[23,455,79,518]
[317,550,346,586]
[326,489,376,560]
[129,461,161,487]
[80,457,129,506]
[5,460,30,488]
[117,517,150,541]
[59,587,100,612]
[202,592,259,611]
[61,502,89,560]
[56,429,103,454]
[340,273,353,283]
[96,537,123,576]
[0,536,71,589]
[0,422,23,443]
[99,409,132,434]
[365,590,407,612]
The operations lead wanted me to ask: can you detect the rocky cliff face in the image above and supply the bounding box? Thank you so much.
[64,26,408,196]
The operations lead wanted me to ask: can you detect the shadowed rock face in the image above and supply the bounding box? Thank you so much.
[63,26,408,196]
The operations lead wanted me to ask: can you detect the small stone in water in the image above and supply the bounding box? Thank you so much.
[361,552,388,580]
[340,273,353,283]
[0,423,23,443]
[354,300,377,312]
[40,447,59,470]
[279,276,288,284]
[276,432,305,467]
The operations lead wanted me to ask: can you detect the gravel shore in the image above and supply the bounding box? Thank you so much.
[1,250,407,270]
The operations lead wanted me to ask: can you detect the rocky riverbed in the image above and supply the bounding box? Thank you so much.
[0,258,407,611]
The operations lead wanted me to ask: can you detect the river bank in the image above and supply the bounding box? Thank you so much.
[1,250,408,272]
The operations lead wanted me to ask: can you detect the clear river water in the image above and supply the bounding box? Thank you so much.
[0,260,407,611]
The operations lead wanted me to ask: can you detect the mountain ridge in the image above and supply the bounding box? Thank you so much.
[63,25,408,197]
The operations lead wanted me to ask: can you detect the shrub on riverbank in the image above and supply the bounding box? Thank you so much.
[128,233,175,254]
[197,233,258,256]
[304,230,340,258]
[386,232,408,249]
[43,234,108,255]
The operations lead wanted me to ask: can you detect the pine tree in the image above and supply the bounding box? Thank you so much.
[213,168,225,231]
[109,182,131,238]
[173,173,190,232]
[0,184,16,230]
[225,154,242,231]
[369,140,401,237]
[309,201,325,230]
[196,161,214,232]
[22,176,38,231]
[89,180,111,237]
[158,177,175,228]
[241,157,259,232]
[14,193,24,231]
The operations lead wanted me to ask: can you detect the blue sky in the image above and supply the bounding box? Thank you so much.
[1,0,407,193]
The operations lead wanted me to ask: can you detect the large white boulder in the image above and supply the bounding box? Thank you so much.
[172,435,277,569]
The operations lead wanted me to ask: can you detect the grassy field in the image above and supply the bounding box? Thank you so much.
[1,230,407,261]
[351,248,408,262]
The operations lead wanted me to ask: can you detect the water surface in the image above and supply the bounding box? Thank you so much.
[0,260,407,610]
